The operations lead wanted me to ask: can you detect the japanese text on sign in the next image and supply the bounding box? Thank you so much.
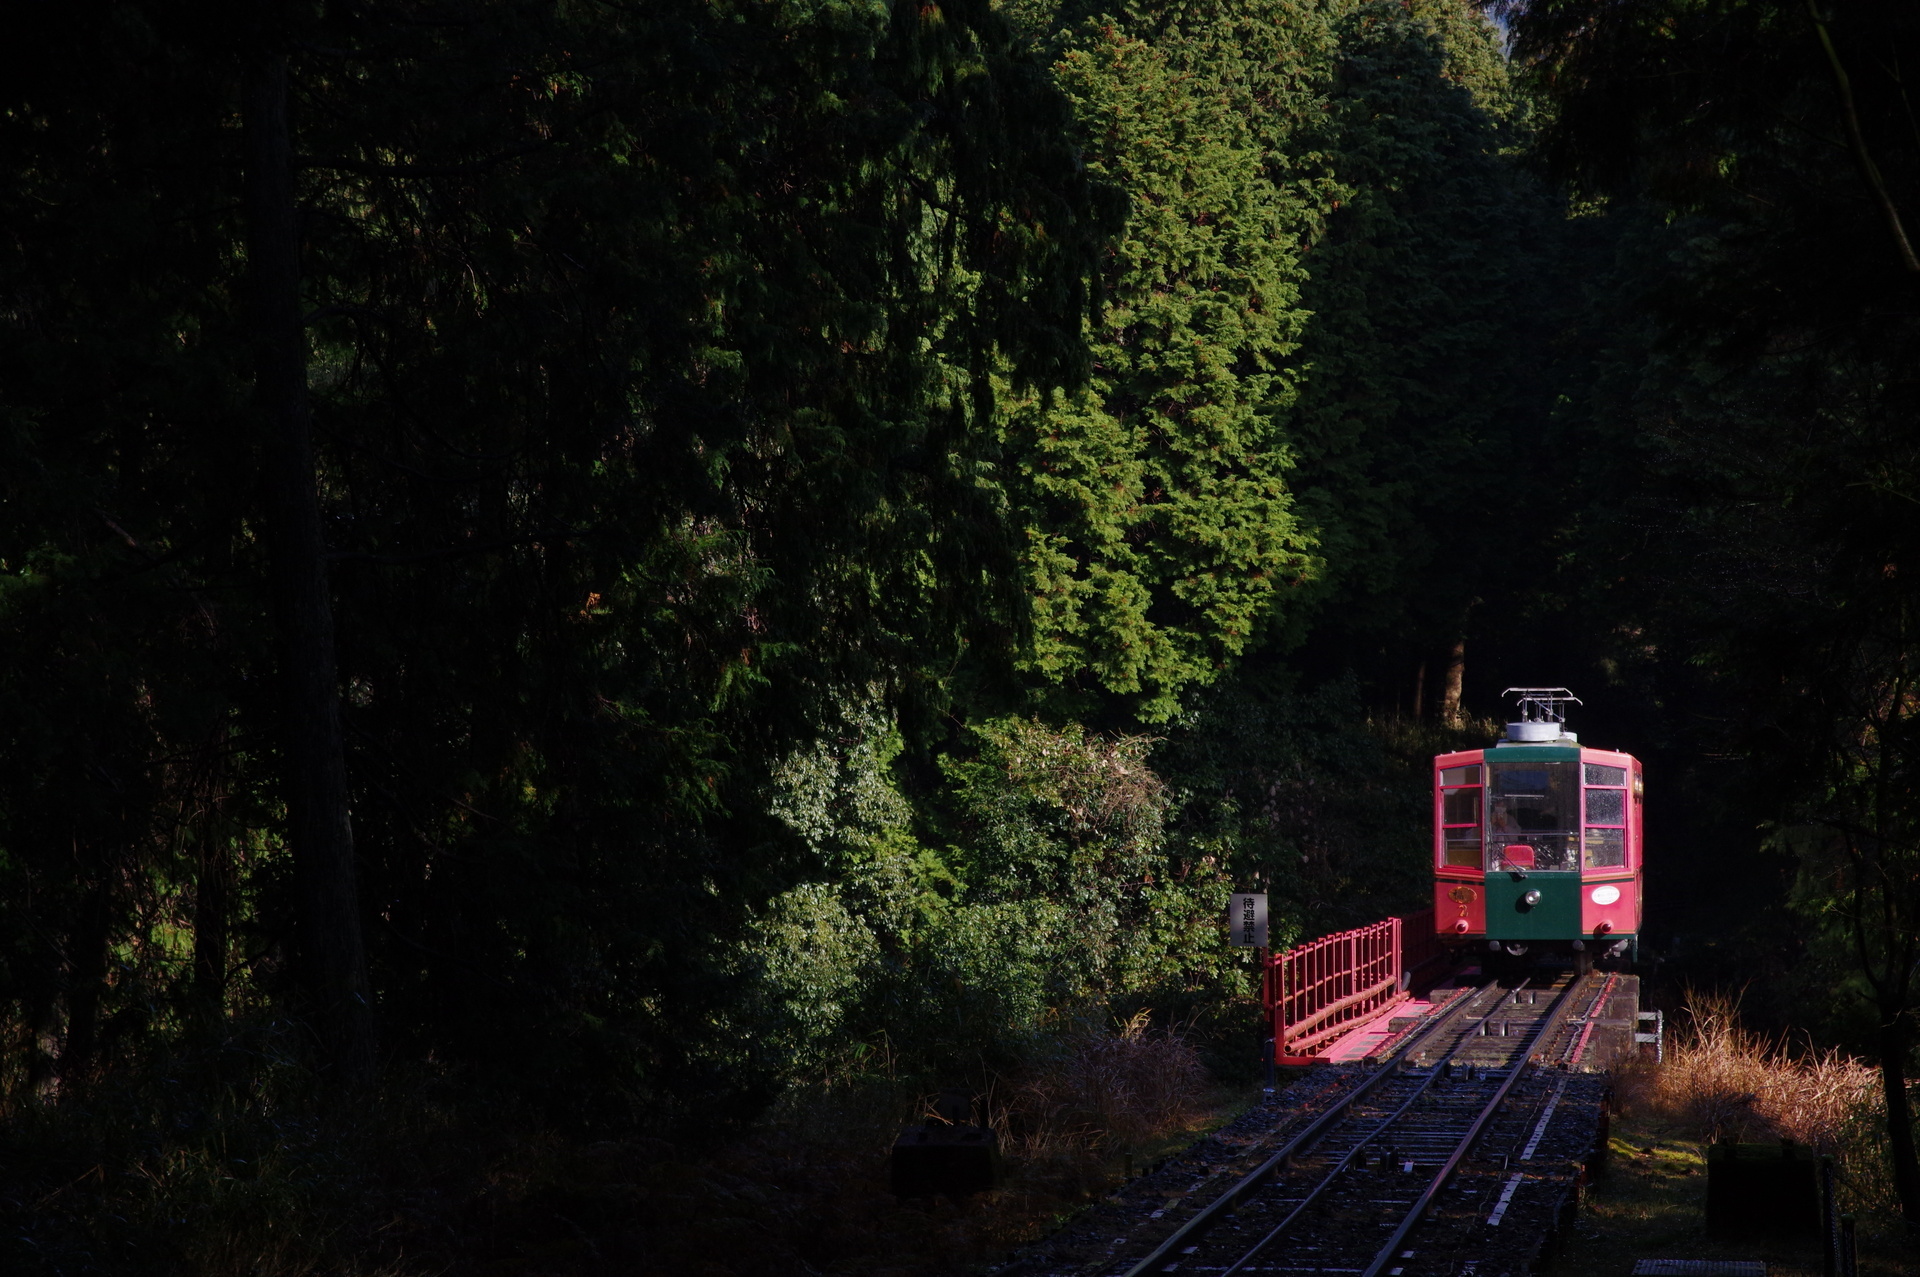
[1230,893,1268,948]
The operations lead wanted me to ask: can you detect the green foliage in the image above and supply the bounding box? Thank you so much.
[1283,0,1565,654]
[0,0,1563,1113]
[1000,2,1332,720]
[19,0,1920,1255]
[750,707,1238,1073]
[0,0,1111,1119]
[0,7,1642,1263]
[1163,671,1450,938]
[1503,0,1920,1221]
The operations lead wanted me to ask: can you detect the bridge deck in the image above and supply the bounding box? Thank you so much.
[1313,968,1641,1071]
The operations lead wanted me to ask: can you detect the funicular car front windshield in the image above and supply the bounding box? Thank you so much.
[1488,761,1579,870]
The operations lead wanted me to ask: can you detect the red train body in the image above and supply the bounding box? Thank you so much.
[1432,690,1642,966]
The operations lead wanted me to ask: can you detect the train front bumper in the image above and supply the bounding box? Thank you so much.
[1434,874,1638,943]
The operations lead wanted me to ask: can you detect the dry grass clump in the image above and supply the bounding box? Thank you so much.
[1619,989,1893,1210]
[996,1010,1209,1159]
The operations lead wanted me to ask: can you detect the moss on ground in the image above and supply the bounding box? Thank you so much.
[1547,1107,1909,1277]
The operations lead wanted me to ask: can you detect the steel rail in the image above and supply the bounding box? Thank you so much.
[1354,975,1585,1277]
[1559,971,1620,1067]
[1213,979,1566,1277]
[1117,979,1512,1277]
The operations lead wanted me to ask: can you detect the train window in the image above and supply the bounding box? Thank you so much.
[1440,765,1481,787]
[1489,762,1579,837]
[1585,788,1626,824]
[1584,828,1625,868]
[1497,767,1549,795]
[1442,788,1481,825]
[1497,835,1576,871]
[1536,838,1576,870]
[1444,835,1483,868]
[1584,763,1627,786]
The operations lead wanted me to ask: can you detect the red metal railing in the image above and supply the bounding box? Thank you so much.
[1264,910,1443,1065]
[1398,908,1445,985]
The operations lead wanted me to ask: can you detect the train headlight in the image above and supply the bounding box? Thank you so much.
[1590,885,1622,906]
[1522,889,1542,907]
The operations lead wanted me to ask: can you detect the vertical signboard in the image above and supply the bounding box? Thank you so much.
[1230,892,1268,948]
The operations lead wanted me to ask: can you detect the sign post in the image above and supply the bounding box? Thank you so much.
[1230,892,1268,948]
[1231,892,1272,1088]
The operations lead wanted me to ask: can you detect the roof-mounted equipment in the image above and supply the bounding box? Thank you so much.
[1501,687,1581,743]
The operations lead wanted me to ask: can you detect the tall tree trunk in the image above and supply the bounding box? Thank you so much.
[1879,1007,1920,1229]
[1413,661,1427,720]
[1441,637,1465,728]
[23,969,59,1099]
[193,838,231,1013]
[55,863,113,1087]
[242,43,375,1083]
[194,740,232,1017]
[1803,1,1920,275]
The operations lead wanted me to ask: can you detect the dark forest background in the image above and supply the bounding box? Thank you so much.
[5,0,1920,1269]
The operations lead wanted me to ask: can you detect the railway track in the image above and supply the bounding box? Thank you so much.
[1088,971,1605,1277]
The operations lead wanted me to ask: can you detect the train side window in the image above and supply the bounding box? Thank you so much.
[1584,828,1625,868]
[1443,788,1481,825]
[1440,781,1481,868]
[1584,763,1626,786]
[1585,788,1626,824]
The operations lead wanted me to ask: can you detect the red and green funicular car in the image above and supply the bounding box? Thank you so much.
[1433,689,1642,969]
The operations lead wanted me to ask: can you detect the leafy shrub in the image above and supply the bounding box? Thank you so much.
[998,1010,1208,1156]
[749,705,1237,1078]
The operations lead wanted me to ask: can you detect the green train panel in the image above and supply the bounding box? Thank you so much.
[1431,728,1643,958]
